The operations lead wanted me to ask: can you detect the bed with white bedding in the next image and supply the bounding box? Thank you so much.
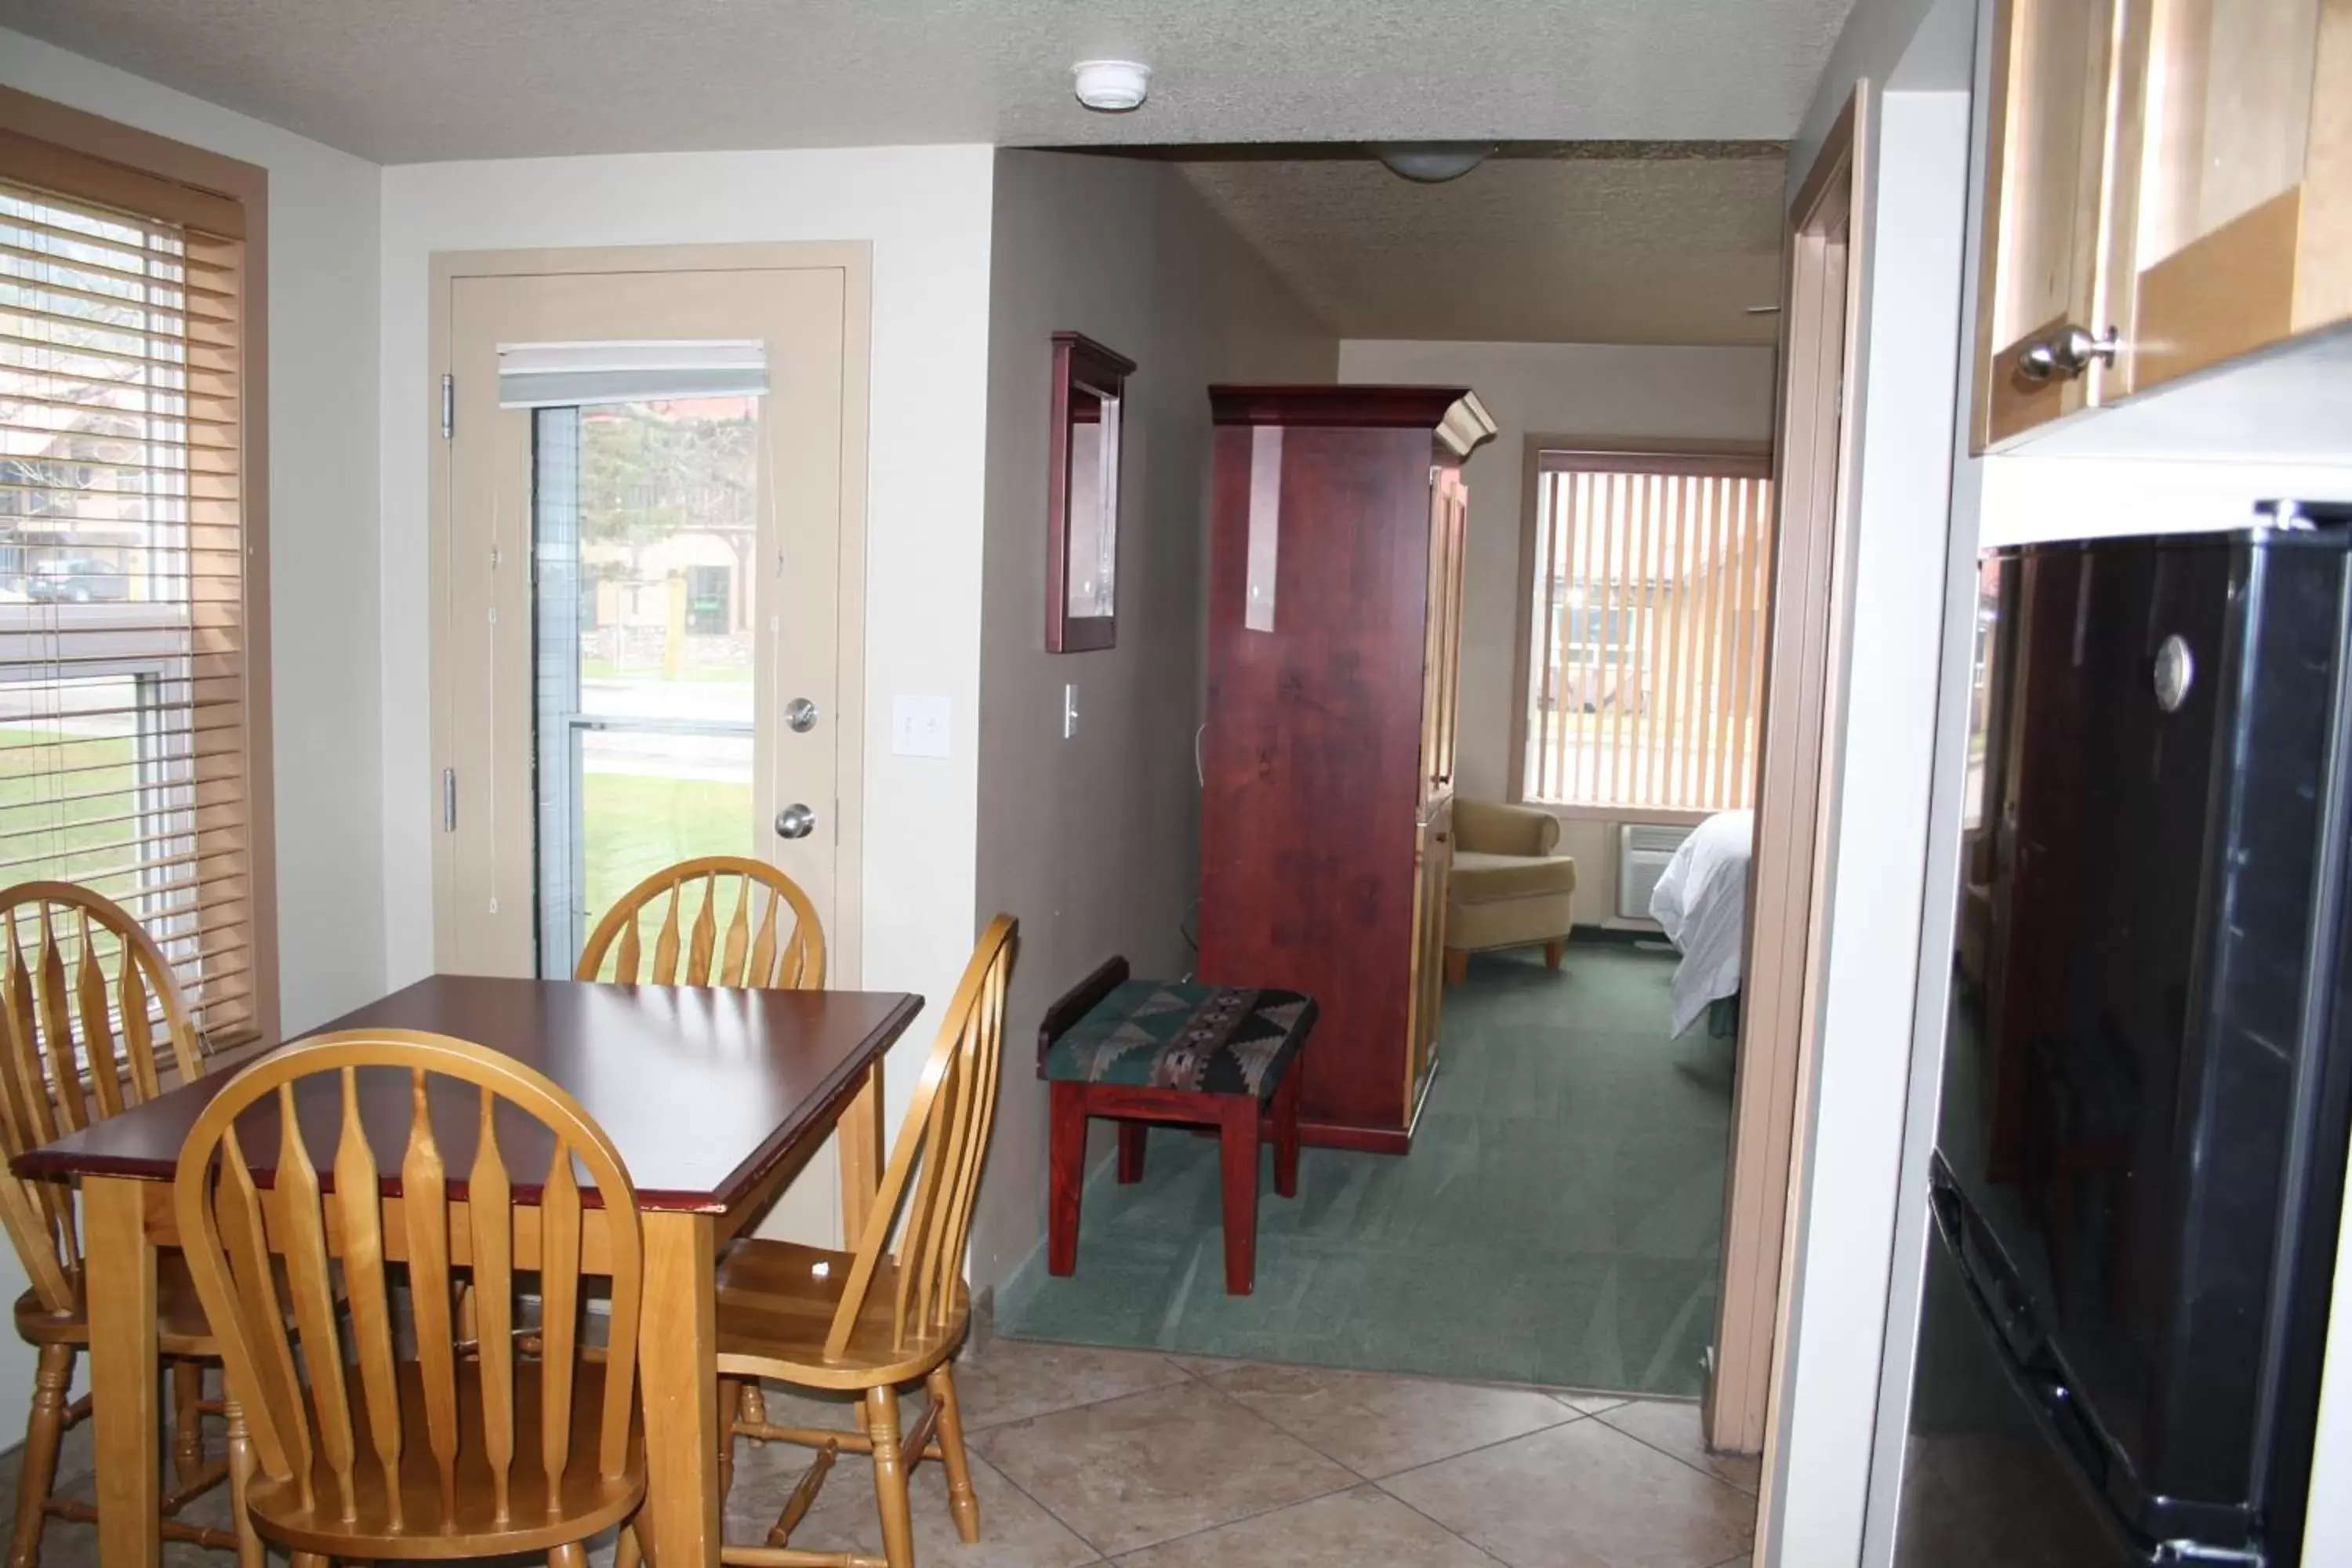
[1648,810,1755,1038]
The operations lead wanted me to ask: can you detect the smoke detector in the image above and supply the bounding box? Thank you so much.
[1073,60,1152,113]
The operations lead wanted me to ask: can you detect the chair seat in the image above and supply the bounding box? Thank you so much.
[246,1357,642,1559]
[1448,850,1579,903]
[15,1251,251,1356]
[714,1237,967,1391]
[1038,978,1314,1099]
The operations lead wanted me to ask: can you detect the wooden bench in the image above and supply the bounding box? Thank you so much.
[1038,957,1316,1295]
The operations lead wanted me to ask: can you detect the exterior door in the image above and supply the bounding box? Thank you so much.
[433,257,860,988]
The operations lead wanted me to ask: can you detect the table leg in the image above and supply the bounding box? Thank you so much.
[639,1210,718,1567]
[85,1175,159,1568]
[837,1059,884,1244]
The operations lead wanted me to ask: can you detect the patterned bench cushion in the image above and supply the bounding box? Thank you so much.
[1040,978,1316,1099]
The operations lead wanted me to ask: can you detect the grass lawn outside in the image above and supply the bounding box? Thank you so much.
[5,725,752,964]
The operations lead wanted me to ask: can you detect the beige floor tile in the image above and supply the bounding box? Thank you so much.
[1113,1483,1496,1567]
[1208,1363,1576,1479]
[1381,1417,1755,1568]
[951,1338,1191,1431]
[1597,1402,1762,1495]
[726,1439,1102,1566]
[1553,1392,1631,1417]
[973,1380,1356,1555]
[1167,1354,1251,1379]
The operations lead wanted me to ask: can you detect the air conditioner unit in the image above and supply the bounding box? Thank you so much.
[1619,822,1696,920]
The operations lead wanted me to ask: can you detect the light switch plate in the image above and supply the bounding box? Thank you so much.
[891,694,952,758]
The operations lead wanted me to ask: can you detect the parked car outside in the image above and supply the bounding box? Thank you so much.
[26,557,131,603]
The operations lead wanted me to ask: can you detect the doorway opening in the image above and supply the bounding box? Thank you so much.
[995,107,1868,1493]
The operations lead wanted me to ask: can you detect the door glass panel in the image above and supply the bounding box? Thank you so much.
[532,397,759,976]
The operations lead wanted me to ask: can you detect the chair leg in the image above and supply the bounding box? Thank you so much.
[171,1358,206,1484]
[865,1385,916,1568]
[1218,1097,1261,1294]
[614,1520,644,1568]
[1544,938,1566,970]
[926,1363,981,1544]
[227,1397,264,1568]
[1272,1068,1301,1200]
[1444,949,1469,986]
[739,1377,768,1438]
[1116,1120,1148,1183]
[548,1544,587,1567]
[717,1375,741,1501]
[8,1343,71,1568]
[1048,1081,1087,1276]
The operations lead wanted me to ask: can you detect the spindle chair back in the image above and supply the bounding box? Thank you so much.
[173,1030,647,1561]
[0,880,236,1563]
[0,880,205,1313]
[712,915,1016,1568]
[575,856,825,989]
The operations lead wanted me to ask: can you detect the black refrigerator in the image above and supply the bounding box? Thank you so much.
[1899,505,2352,1567]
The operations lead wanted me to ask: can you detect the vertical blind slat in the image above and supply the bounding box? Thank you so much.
[1524,460,1774,815]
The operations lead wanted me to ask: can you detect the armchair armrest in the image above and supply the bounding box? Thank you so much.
[1451,800,1561,857]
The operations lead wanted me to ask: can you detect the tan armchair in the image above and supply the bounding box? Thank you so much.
[1445,800,1578,984]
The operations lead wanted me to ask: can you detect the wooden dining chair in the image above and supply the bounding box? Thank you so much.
[713,914,1016,1568]
[573,854,826,1445]
[173,1029,648,1566]
[0,880,234,1564]
[576,855,826,989]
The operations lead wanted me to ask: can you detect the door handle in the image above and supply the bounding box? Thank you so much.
[775,803,818,840]
[784,697,819,733]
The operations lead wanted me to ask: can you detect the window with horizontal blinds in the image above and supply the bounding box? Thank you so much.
[1522,452,1776,812]
[0,163,260,1047]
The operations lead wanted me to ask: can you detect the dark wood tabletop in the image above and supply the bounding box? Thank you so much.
[11,975,924,1212]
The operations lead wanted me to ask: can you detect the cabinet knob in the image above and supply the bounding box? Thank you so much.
[2049,324,2120,375]
[2018,324,2119,384]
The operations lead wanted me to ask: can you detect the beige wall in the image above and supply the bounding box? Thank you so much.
[1337,339,1775,925]
[967,151,1336,1291]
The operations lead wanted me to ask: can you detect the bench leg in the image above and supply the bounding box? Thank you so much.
[1272,1069,1301,1200]
[1049,1082,1087,1276]
[1116,1121,1148,1183]
[1218,1097,1261,1294]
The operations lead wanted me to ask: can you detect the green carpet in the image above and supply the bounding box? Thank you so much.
[995,941,1730,1396]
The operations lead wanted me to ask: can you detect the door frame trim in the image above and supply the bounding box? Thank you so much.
[1706,84,1871,1482]
[426,241,872,984]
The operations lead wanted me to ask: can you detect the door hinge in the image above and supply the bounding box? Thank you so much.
[441,767,457,833]
[440,373,455,441]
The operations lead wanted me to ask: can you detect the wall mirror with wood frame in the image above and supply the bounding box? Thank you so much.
[1047,332,1135,652]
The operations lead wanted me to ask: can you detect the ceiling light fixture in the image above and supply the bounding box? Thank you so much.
[1073,60,1152,113]
[1375,143,1496,183]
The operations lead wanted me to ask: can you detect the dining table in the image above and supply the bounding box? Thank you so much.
[10,971,924,1568]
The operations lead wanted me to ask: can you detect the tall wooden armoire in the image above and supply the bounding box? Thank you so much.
[1197,386,1497,1152]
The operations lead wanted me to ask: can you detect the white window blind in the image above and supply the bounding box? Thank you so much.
[0,167,260,1045]
[1523,453,1775,812]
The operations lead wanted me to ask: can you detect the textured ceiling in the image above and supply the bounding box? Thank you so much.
[1174,151,1788,346]
[2,0,1853,163]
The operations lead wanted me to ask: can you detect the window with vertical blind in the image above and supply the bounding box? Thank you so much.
[0,102,270,1048]
[1519,449,1775,812]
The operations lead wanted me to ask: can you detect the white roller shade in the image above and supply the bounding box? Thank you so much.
[495,339,768,408]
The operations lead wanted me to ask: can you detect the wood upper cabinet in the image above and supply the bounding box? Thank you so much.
[1976,0,2122,448]
[2114,0,2345,394]
[1973,0,2349,449]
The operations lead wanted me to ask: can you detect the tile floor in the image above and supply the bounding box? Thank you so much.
[1,1338,1758,1566]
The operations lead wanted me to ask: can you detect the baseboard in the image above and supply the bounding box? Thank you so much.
[1299,1120,1410,1155]
[1570,923,1670,948]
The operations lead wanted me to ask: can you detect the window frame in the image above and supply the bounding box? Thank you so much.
[1508,434,1774,819]
[0,85,277,1049]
